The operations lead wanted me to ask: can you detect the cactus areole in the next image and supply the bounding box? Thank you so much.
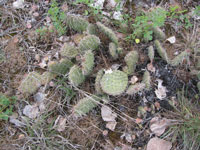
[100,70,128,96]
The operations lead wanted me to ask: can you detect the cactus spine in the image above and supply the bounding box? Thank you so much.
[65,14,89,33]
[154,40,169,63]
[96,22,118,45]
[100,70,128,96]
[81,50,94,76]
[79,35,100,52]
[68,65,85,86]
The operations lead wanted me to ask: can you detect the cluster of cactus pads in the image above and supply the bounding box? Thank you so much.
[19,14,199,117]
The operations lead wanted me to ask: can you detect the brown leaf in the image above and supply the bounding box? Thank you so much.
[147,137,172,150]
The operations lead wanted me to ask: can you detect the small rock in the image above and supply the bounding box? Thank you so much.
[13,0,24,9]
[23,104,39,119]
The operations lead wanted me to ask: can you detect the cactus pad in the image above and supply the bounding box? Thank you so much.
[65,14,89,33]
[96,22,118,45]
[155,40,169,63]
[100,70,128,95]
[124,51,138,75]
[19,72,42,96]
[68,65,85,86]
[60,43,79,58]
[109,42,118,60]
[81,50,94,76]
[73,96,100,117]
[142,70,151,89]
[95,69,104,95]
[79,35,100,51]
[148,46,154,62]
[48,59,73,75]
[87,24,97,35]
[170,51,189,66]
[152,26,166,41]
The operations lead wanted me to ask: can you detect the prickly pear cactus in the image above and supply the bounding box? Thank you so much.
[68,65,85,86]
[100,70,128,96]
[19,72,42,97]
[81,50,94,76]
[65,14,89,33]
[96,22,118,45]
[60,43,79,58]
[72,96,100,117]
[48,59,73,75]
[41,71,56,85]
[148,46,154,63]
[87,24,97,35]
[142,70,151,89]
[152,26,166,41]
[109,42,118,60]
[124,51,139,75]
[79,35,100,51]
[126,83,145,95]
[95,69,104,95]
[170,51,189,66]
[155,40,169,63]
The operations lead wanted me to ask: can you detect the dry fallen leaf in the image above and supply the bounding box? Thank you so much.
[147,63,156,73]
[130,76,138,84]
[155,79,167,100]
[23,104,39,119]
[166,36,176,44]
[101,105,117,122]
[147,137,172,150]
[135,118,143,124]
[54,115,67,132]
[106,121,117,131]
[150,117,171,136]
[13,0,24,9]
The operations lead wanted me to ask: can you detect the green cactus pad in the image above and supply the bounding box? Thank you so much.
[100,70,128,95]
[68,65,85,86]
[81,50,94,76]
[19,72,42,96]
[96,22,118,45]
[152,26,166,41]
[155,40,169,63]
[170,51,189,66]
[124,51,138,75]
[65,14,89,33]
[60,43,79,58]
[95,69,104,95]
[126,83,145,95]
[73,96,100,117]
[48,59,73,75]
[41,71,56,85]
[148,46,154,62]
[79,35,100,51]
[109,42,118,60]
[86,24,97,35]
[142,70,151,89]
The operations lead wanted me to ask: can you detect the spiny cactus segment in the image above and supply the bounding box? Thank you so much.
[81,50,94,76]
[100,70,128,96]
[19,72,42,97]
[68,65,85,86]
[142,70,151,89]
[79,35,100,52]
[96,22,118,45]
[48,59,73,75]
[126,83,145,95]
[148,46,154,63]
[87,24,97,35]
[41,71,56,85]
[65,14,89,33]
[60,43,79,58]
[152,26,166,41]
[109,42,118,60]
[124,51,139,75]
[95,69,104,95]
[72,96,100,117]
[154,40,169,63]
[170,51,189,66]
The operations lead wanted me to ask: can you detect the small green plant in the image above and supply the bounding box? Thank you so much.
[128,7,167,41]
[36,26,53,37]
[48,0,66,36]
[0,94,16,121]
